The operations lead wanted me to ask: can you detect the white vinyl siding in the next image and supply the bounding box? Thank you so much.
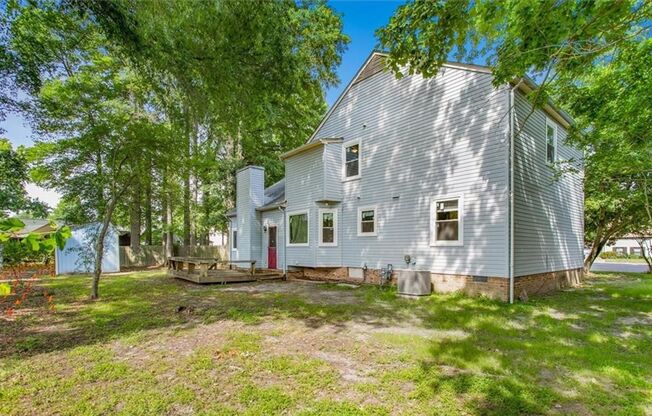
[310,57,511,277]
[513,90,584,276]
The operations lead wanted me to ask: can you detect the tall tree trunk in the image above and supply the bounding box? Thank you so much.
[166,188,174,258]
[91,196,119,300]
[183,109,191,247]
[161,169,174,259]
[130,174,141,252]
[203,188,211,244]
[144,159,153,246]
[96,150,105,216]
[584,239,607,274]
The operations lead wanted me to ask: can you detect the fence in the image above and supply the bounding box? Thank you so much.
[119,245,228,269]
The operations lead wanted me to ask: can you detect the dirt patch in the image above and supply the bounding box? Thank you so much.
[616,313,652,326]
[220,281,360,304]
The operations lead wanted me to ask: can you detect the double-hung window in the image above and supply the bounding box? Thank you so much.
[318,208,337,246]
[546,118,557,164]
[343,140,360,180]
[430,196,463,246]
[287,210,309,246]
[357,206,377,236]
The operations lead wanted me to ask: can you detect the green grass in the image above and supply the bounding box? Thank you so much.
[1,270,651,415]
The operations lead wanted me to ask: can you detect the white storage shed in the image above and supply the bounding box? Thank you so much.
[55,222,120,275]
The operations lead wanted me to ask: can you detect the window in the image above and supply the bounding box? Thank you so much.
[343,140,360,180]
[231,229,238,250]
[318,209,338,246]
[357,206,377,236]
[546,118,557,164]
[287,210,309,246]
[430,196,463,246]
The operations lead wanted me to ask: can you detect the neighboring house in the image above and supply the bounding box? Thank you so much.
[228,52,584,301]
[55,222,120,275]
[13,218,57,238]
[0,219,56,270]
[605,234,651,257]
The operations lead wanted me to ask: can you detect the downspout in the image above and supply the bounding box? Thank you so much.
[508,81,523,304]
[278,204,287,278]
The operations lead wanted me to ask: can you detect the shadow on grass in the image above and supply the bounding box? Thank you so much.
[3,271,652,414]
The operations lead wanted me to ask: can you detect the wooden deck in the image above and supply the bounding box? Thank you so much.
[167,257,283,284]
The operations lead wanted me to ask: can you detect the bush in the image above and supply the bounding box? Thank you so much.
[599,251,621,259]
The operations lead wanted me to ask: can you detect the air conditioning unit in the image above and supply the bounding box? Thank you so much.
[397,270,432,296]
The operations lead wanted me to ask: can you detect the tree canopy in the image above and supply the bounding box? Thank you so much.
[0,0,348,298]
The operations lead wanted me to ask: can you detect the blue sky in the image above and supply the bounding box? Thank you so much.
[0,1,402,207]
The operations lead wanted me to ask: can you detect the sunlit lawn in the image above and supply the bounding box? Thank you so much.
[1,270,651,415]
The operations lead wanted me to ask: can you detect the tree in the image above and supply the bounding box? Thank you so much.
[635,236,652,273]
[82,0,348,241]
[0,138,50,217]
[30,54,170,298]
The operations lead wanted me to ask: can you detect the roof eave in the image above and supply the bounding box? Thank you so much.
[513,77,574,128]
[280,138,343,160]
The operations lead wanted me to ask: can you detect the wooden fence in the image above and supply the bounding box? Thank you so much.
[119,245,228,269]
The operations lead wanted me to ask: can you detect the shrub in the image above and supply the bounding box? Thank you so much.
[599,251,620,259]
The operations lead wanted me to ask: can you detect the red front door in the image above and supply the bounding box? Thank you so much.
[268,226,277,269]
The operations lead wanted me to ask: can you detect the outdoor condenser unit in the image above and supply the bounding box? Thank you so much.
[397,270,432,296]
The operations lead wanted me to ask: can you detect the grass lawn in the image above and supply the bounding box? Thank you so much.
[1,271,651,415]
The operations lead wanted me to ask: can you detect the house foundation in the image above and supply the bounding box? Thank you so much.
[287,266,584,302]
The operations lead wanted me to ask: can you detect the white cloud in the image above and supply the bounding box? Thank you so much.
[26,183,61,209]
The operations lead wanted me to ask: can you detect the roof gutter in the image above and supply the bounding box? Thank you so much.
[513,77,574,128]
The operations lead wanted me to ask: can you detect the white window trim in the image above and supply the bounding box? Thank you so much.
[231,227,238,251]
[318,208,338,247]
[342,139,361,181]
[357,206,377,237]
[545,117,558,164]
[430,195,464,247]
[286,209,310,247]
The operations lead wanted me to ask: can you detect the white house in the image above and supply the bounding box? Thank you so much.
[227,52,584,301]
[604,234,651,257]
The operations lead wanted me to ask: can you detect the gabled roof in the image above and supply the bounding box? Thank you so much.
[14,219,56,238]
[306,50,574,143]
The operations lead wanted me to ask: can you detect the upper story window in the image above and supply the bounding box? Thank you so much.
[357,206,377,236]
[318,208,337,246]
[343,140,360,180]
[287,210,309,246]
[546,118,557,164]
[430,196,463,246]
